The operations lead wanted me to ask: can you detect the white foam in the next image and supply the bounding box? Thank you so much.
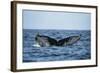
[32,43,41,47]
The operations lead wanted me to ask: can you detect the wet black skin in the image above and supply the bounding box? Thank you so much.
[35,34,80,47]
[35,34,57,47]
[57,36,80,46]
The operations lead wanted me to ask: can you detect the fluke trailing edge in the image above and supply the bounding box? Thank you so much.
[35,33,80,47]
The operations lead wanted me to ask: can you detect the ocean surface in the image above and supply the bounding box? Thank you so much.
[23,29,91,62]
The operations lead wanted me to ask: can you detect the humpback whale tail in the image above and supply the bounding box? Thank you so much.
[35,33,57,47]
[35,33,81,47]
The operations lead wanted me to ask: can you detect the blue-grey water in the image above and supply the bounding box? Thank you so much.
[23,29,91,62]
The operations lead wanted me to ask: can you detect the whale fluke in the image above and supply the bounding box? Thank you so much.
[35,33,57,47]
[57,36,80,46]
[35,33,80,47]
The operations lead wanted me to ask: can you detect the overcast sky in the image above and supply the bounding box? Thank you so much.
[23,10,91,30]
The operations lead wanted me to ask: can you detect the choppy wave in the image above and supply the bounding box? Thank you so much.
[23,29,91,62]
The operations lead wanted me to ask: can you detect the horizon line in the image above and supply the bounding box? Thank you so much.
[23,28,90,30]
